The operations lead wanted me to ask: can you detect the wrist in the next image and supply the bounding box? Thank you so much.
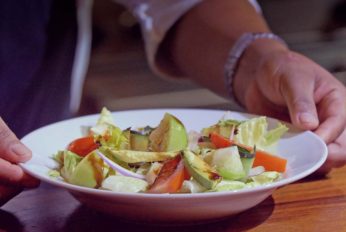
[232,36,289,107]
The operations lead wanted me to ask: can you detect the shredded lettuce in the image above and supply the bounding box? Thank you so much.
[101,175,148,193]
[235,117,288,152]
[264,124,289,146]
[180,179,207,193]
[250,171,282,184]
[90,107,129,150]
[218,119,242,127]
[60,151,83,181]
[53,150,65,166]
[213,180,246,192]
[48,170,61,178]
[99,125,129,149]
[90,107,116,136]
[96,107,115,126]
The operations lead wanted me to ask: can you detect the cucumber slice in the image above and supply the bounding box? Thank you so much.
[212,146,245,180]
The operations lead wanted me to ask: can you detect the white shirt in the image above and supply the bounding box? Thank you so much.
[71,0,260,113]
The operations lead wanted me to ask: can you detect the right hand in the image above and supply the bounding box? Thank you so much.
[0,118,40,207]
[233,42,346,174]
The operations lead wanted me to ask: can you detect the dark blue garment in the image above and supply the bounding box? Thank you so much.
[0,0,77,137]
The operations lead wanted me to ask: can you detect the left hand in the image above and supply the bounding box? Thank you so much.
[0,118,40,207]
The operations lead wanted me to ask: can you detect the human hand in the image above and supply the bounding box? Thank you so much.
[233,41,346,174]
[0,118,40,207]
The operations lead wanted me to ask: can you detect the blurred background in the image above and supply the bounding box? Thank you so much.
[79,0,346,115]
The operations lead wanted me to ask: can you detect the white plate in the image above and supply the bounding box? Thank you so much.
[20,109,327,224]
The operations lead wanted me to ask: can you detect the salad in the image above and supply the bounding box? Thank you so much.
[51,108,289,194]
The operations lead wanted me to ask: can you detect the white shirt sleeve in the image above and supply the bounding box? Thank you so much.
[115,0,260,79]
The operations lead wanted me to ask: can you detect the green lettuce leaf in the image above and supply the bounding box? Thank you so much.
[101,175,148,193]
[249,171,282,185]
[180,179,207,193]
[53,150,65,166]
[90,107,116,136]
[234,117,288,152]
[60,151,83,181]
[48,170,61,178]
[96,107,115,126]
[99,125,129,150]
[213,180,246,192]
[91,107,129,150]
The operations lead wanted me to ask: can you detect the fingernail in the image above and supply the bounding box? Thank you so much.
[298,112,318,126]
[11,143,31,158]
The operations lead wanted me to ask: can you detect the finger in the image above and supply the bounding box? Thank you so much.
[245,83,291,122]
[316,147,341,175]
[0,184,22,207]
[326,143,346,168]
[314,92,346,144]
[0,117,32,163]
[315,126,346,175]
[323,127,346,169]
[314,165,332,177]
[280,74,319,130]
[315,116,345,145]
[0,158,40,188]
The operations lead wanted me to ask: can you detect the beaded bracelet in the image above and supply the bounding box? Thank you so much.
[224,32,287,106]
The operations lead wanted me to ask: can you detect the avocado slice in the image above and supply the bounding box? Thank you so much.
[130,131,149,151]
[202,125,232,138]
[182,150,221,190]
[202,119,241,138]
[68,151,106,188]
[149,113,188,152]
[104,148,179,163]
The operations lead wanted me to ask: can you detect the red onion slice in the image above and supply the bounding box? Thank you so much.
[96,150,146,180]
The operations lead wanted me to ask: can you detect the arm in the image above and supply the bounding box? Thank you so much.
[159,0,276,96]
[162,0,346,173]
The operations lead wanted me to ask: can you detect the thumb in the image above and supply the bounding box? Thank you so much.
[280,75,319,130]
[0,118,32,163]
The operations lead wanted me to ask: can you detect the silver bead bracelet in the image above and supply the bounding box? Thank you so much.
[224,32,287,106]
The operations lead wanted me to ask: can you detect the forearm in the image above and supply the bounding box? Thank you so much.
[162,0,286,103]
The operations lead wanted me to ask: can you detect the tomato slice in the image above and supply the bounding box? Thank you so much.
[210,132,253,150]
[210,132,234,148]
[148,155,186,193]
[67,136,99,157]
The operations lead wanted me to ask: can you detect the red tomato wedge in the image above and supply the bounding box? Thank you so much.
[148,155,187,193]
[184,165,191,180]
[210,132,234,148]
[209,132,287,172]
[209,132,241,150]
[67,136,99,157]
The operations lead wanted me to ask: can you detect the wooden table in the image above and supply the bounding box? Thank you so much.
[1,166,345,232]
